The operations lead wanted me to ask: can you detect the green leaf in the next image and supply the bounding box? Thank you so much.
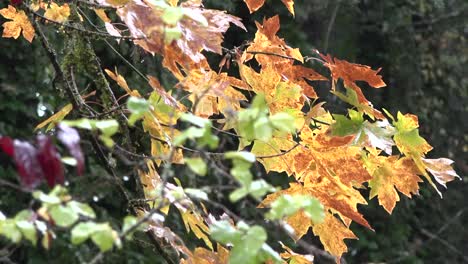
[331,113,363,136]
[68,201,96,219]
[32,191,61,205]
[229,186,249,202]
[164,27,182,43]
[230,162,252,186]
[91,224,118,252]
[254,116,273,141]
[71,222,97,245]
[225,151,256,163]
[185,157,207,176]
[247,180,275,200]
[49,205,79,228]
[127,97,149,113]
[270,112,296,133]
[0,219,22,243]
[266,194,324,223]
[95,120,119,136]
[162,6,184,25]
[210,220,241,245]
[16,220,37,245]
[14,210,33,221]
[181,113,210,128]
[62,119,93,130]
[184,188,209,201]
[230,225,267,264]
[173,127,204,146]
[122,216,139,240]
[127,97,150,126]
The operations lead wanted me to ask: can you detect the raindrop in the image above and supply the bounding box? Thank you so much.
[64,181,69,186]
[123,175,129,182]
[93,196,99,202]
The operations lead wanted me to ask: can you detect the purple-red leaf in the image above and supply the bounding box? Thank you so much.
[13,140,44,189]
[0,136,14,157]
[36,135,64,187]
[57,124,84,175]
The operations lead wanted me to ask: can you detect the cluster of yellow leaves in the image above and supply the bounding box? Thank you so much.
[0,1,72,42]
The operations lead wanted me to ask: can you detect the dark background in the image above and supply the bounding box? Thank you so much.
[0,0,466,263]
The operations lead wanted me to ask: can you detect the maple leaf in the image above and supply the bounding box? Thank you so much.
[321,54,386,119]
[0,5,34,42]
[423,158,460,188]
[330,110,395,154]
[366,156,423,213]
[244,16,302,66]
[242,16,326,99]
[312,212,357,263]
[393,112,433,158]
[44,2,70,23]
[178,69,249,117]
[114,0,245,73]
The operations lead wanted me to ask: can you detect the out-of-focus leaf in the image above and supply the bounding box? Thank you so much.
[49,205,79,228]
[57,124,84,175]
[0,136,14,156]
[36,135,64,187]
[13,140,44,189]
[185,157,207,176]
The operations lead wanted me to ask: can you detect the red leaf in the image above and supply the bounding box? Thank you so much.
[57,124,84,175]
[0,136,14,157]
[13,140,44,189]
[10,0,22,5]
[36,135,64,187]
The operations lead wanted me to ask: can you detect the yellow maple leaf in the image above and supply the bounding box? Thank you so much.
[0,5,34,42]
[312,212,357,263]
[366,156,423,213]
[179,209,213,250]
[44,2,70,23]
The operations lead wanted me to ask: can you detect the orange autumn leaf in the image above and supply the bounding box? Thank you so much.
[116,0,245,62]
[320,53,386,93]
[244,0,265,13]
[242,16,326,99]
[312,212,357,263]
[244,16,303,66]
[0,5,34,42]
[367,156,423,213]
